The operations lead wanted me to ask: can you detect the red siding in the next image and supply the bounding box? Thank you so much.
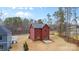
[42,25,49,40]
[29,24,49,41]
[30,26,35,40]
[35,29,42,40]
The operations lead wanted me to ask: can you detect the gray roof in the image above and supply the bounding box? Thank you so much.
[0,25,12,35]
[32,23,46,28]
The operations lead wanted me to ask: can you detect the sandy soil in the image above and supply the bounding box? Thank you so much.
[10,34,79,51]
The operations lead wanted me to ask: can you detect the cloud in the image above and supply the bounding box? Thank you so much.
[16,12,24,16]
[12,7,24,10]
[29,7,34,10]
[39,7,43,9]
[76,18,79,25]
[0,12,9,21]
[12,7,34,10]
[15,11,32,18]
[2,12,9,18]
[25,7,28,10]
[18,7,24,9]
[4,13,8,16]
[12,7,16,9]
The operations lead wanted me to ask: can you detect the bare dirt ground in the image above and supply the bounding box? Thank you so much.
[10,33,79,51]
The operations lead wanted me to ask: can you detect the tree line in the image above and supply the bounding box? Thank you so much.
[3,12,55,35]
[2,7,79,36]
[3,17,46,35]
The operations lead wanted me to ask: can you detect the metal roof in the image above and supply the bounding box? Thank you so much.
[0,25,12,35]
[32,23,45,28]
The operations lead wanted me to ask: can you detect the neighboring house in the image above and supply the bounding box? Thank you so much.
[29,23,49,41]
[0,25,12,51]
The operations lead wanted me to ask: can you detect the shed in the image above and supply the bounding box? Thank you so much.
[29,23,49,41]
[0,25,12,51]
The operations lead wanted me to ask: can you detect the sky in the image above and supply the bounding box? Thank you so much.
[0,7,79,24]
[0,7,57,20]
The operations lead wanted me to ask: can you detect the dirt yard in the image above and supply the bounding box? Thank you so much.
[10,33,79,51]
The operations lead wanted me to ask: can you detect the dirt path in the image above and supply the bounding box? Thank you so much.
[10,34,79,51]
[10,35,27,51]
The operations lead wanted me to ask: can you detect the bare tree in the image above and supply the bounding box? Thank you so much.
[53,7,65,36]
[47,13,52,25]
[72,8,78,40]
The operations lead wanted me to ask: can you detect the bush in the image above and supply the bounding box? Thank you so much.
[23,42,29,51]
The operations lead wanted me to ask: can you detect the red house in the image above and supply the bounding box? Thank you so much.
[29,23,49,41]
